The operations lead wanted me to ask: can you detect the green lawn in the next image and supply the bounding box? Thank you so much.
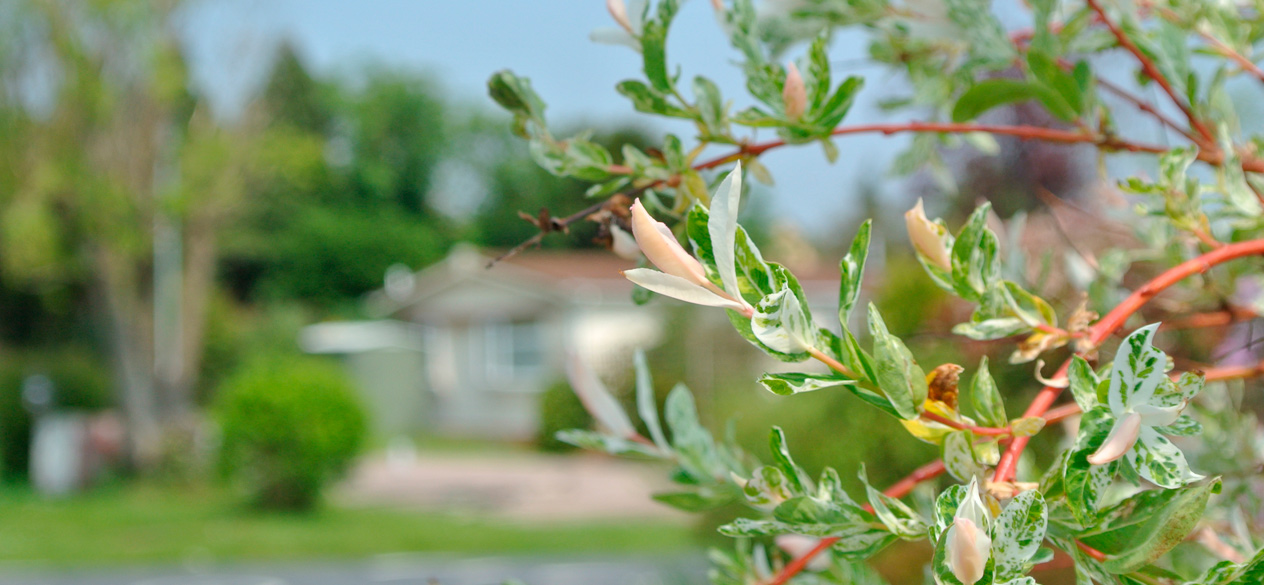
[0,482,696,566]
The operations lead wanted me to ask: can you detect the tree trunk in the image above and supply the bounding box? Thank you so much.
[93,244,160,467]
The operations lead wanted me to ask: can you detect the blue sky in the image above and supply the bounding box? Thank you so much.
[180,0,921,239]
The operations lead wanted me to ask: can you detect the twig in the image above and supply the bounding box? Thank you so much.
[993,238,1264,483]
[921,411,1012,436]
[763,460,946,585]
[1084,0,1216,145]
[1094,75,1200,143]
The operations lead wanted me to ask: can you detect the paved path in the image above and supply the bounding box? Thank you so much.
[333,451,683,521]
[0,555,706,585]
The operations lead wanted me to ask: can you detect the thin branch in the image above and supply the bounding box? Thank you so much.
[921,411,1012,436]
[764,460,946,585]
[1084,0,1216,144]
[993,238,1264,483]
[1161,305,1257,330]
[1094,75,1200,143]
[1200,32,1264,84]
[806,347,864,381]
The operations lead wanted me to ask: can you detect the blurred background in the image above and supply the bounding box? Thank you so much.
[0,1,1257,585]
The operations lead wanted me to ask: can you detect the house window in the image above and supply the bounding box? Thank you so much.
[483,320,545,386]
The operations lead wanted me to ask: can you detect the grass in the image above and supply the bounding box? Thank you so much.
[0,481,697,567]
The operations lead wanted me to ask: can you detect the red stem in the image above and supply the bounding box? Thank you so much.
[1076,539,1109,561]
[1094,75,1199,143]
[921,411,1011,437]
[993,239,1264,483]
[764,460,946,585]
[763,340,1264,585]
[1084,0,1216,145]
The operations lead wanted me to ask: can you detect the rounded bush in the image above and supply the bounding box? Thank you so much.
[214,355,366,510]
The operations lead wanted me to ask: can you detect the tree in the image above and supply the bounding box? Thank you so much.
[0,0,261,465]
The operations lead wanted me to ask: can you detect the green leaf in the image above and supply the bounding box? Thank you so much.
[991,490,1048,580]
[1080,478,1221,574]
[838,219,871,326]
[952,79,1044,122]
[743,465,794,507]
[616,80,691,118]
[943,430,985,481]
[1003,281,1057,327]
[769,426,813,494]
[693,76,727,136]
[805,33,831,109]
[774,495,863,526]
[860,465,928,539]
[868,304,928,420]
[1189,545,1264,584]
[1026,49,1084,119]
[664,383,722,482]
[945,0,1015,66]
[1065,408,1116,525]
[487,69,546,120]
[815,76,863,129]
[950,204,1000,302]
[555,429,661,457]
[1068,356,1101,412]
[931,484,966,543]
[758,371,856,395]
[640,20,672,93]
[969,356,1007,428]
[633,349,670,453]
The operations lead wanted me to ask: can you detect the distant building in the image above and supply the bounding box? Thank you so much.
[301,244,841,441]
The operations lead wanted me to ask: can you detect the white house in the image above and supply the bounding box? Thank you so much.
[301,244,843,442]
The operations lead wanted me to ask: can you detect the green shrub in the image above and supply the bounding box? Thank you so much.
[537,379,592,452]
[214,355,366,511]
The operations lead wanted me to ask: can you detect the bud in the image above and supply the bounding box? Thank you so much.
[946,516,991,585]
[1088,411,1142,465]
[630,199,711,287]
[783,63,807,121]
[624,199,750,312]
[711,0,724,11]
[609,223,641,261]
[904,199,953,272]
[607,0,634,35]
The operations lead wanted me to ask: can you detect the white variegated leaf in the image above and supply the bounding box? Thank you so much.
[1127,426,1203,488]
[624,268,745,309]
[990,490,1047,581]
[943,430,985,481]
[709,163,743,300]
[1107,324,1165,415]
[752,286,814,355]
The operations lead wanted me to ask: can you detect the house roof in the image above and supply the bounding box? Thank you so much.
[365,243,842,320]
